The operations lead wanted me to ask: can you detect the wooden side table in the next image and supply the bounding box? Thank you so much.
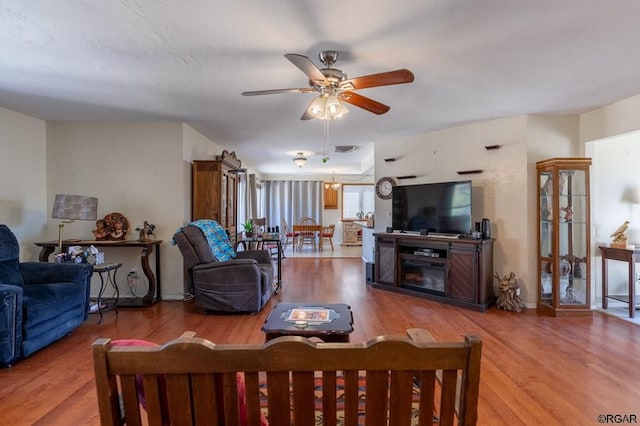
[90,263,121,324]
[600,245,640,318]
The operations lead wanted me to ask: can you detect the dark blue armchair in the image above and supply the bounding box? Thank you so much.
[0,224,93,366]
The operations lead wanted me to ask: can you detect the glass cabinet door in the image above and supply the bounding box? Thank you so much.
[539,171,553,305]
[558,169,588,307]
[537,158,592,317]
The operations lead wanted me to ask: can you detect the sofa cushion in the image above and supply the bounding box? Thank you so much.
[0,225,23,287]
[22,283,87,337]
[0,259,23,287]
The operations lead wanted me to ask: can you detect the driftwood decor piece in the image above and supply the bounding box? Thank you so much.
[494,272,526,312]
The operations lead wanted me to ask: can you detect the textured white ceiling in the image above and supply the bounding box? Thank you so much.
[2,1,640,175]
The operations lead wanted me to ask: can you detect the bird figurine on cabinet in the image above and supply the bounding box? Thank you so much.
[610,220,630,247]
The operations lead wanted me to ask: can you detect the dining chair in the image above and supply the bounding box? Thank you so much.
[251,218,279,257]
[320,224,336,251]
[298,216,317,225]
[282,218,298,250]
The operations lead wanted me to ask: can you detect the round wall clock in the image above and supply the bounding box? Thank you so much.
[375,177,396,200]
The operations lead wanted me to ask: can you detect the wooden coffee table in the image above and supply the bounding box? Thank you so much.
[262,302,354,342]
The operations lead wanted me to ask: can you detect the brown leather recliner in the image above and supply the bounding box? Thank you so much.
[173,224,273,313]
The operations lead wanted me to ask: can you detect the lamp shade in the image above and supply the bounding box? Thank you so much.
[51,194,98,220]
[621,187,640,205]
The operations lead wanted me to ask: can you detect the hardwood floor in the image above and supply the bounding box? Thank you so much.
[2,257,640,425]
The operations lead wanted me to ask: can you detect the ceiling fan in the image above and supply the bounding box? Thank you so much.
[242,50,415,120]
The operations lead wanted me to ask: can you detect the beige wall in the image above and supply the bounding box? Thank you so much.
[182,124,227,225]
[580,93,640,144]
[46,122,188,299]
[0,107,47,260]
[375,115,533,300]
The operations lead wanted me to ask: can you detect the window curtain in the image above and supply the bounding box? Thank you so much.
[264,180,322,231]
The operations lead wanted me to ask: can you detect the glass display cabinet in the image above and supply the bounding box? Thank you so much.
[537,158,592,316]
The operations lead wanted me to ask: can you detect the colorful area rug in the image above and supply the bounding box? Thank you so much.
[258,373,431,425]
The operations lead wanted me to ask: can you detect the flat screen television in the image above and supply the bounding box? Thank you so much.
[392,180,472,235]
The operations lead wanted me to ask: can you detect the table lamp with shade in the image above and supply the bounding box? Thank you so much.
[51,194,98,254]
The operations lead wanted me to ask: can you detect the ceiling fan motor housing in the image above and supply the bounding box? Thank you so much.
[319,50,339,66]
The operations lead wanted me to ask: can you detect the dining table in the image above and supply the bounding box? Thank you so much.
[292,224,323,251]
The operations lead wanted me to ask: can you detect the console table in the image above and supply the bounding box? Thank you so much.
[35,239,162,307]
[600,245,640,318]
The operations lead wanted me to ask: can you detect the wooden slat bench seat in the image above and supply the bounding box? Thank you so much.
[93,329,482,425]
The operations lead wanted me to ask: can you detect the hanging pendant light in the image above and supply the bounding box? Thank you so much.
[329,172,340,189]
[293,152,307,167]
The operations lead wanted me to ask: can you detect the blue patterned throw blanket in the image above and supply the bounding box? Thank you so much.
[178,219,236,262]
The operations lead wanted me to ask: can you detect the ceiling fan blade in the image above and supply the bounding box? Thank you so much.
[299,98,315,120]
[284,53,327,84]
[300,110,314,120]
[341,69,414,90]
[339,92,390,115]
[242,88,315,96]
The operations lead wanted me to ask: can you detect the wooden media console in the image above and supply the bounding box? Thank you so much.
[374,233,494,311]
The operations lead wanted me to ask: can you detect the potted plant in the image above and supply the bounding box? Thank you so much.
[242,220,254,238]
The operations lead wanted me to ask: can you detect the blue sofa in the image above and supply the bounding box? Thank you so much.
[0,224,93,366]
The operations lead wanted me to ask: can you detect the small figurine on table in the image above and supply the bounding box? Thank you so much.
[136,221,156,242]
[610,220,630,247]
[561,206,573,222]
[92,219,109,240]
[109,219,126,240]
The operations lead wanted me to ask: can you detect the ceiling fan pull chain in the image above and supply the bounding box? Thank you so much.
[322,119,330,163]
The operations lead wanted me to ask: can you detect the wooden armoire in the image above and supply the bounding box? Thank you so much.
[191,151,241,241]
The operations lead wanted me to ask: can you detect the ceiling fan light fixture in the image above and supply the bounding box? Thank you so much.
[325,94,341,114]
[308,95,326,119]
[307,94,348,120]
[293,152,307,167]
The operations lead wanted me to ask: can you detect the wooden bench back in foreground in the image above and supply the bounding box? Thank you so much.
[93,329,482,426]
